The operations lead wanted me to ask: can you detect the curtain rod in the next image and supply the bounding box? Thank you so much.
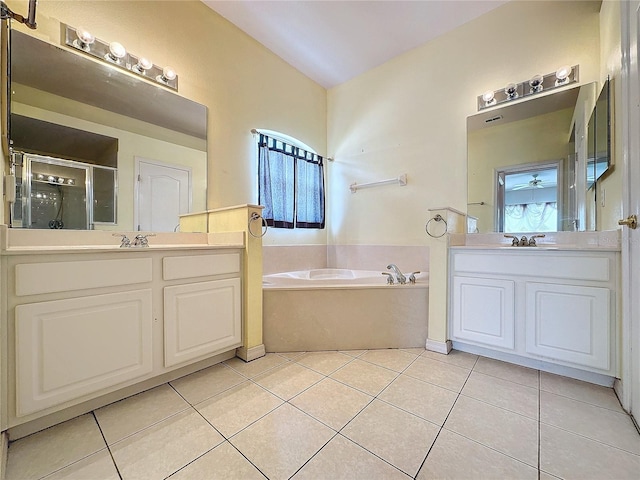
[251,129,333,161]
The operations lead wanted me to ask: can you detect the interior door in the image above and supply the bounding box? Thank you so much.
[135,158,191,232]
[621,0,640,424]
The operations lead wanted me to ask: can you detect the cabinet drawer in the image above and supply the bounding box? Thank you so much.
[15,289,153,416]
[163,253,240,280]
[164,278,241,367]
[452,276,515,349]
[525,283,610,370]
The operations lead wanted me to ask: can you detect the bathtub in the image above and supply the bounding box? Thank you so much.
[263,268,429,352]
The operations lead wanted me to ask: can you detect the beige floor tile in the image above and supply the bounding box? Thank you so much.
[95,384,190,444]
[290,378,372,430]
[6,414,106,480]
[541,391,640,454]
[41,449,119,480]
[110,409,223,480]
[224,353,289,378]
[404,356,471,393]
[379,374,457,426]
[539,471,562,480]
[401,347,426,356]
[339,349,367,357]
[170,363,247,404]
[341,399,439,477]
[276,351,306,360]
[462,371,538,419]
[253,362,324,400]
[169,442,266,480]
[421,349,478,370]
[195,381,283,437]
[540,371,623,412]
[540,423,640,480]
[359,349,418,372]
[230,404,334,480]
[294,351,353,375]
[292,434,410,480]
[473,357,539,388]
[330,359,399,396]
[417,429,538,480]
[444,395,538,467]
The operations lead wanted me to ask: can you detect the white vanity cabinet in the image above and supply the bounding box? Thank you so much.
[2,246,243,432]
[449,248,618,376]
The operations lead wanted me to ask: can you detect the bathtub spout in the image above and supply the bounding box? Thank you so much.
[387,264,406,284]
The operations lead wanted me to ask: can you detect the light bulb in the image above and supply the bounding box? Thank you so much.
[162,66,177,81]
[134,57,153,74]
[482,90,496,106]
[74,27,95,51]
[555,65,572,85]
[504,82,518,100]
[107,41,127,62]
[529,74,544,93]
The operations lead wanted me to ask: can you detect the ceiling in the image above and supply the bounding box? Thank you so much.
[202,0,509,88]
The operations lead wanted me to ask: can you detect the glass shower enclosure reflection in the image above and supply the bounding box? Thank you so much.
[13,153,117,229]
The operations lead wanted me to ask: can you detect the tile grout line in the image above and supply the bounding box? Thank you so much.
[91,411,124,480]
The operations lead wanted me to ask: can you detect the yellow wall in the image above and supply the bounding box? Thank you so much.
[6,0,327,244]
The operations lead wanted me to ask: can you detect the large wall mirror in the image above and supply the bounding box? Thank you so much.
[466,81,610,234]
[7,30,208,231]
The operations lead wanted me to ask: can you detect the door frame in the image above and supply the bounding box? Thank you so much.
[618,0,640,423]
[134,157,193,232]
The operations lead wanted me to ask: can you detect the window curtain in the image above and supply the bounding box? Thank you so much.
[505,202,557,232]
[258,134,325,229]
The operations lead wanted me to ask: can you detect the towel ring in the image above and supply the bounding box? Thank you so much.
[248,212,268,238]
[426,214,448,238]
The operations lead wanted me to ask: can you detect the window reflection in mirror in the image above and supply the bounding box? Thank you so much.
[467,82,597,233]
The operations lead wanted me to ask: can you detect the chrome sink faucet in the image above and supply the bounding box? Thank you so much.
[503,234,546,247]
[387,264,407,284]
[504,234,519,246]
[131,234,155,247]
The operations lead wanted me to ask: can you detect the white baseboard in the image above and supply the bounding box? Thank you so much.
[236,344,266,362]
[425,339,452,354]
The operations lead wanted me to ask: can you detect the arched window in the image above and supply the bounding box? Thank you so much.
[256,131,325,229]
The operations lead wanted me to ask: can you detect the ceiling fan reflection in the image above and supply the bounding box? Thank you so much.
[512,174,545,190]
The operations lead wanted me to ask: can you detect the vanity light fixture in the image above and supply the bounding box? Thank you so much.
[62,24,179,91]
[477,64,578,111]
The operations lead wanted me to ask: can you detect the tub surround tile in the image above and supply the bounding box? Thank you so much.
[291,434,410,480]
[95,384,190,445]
[170,363,248,405]
[290,378,373,430]
[444,395,538,467]
[169,441,266,480]
[540,423,640,480]
[327,245,430,273]
[41,449,119,480]
[540,391,640,454]
[224,353,289,379]
[253,362,324,401]
[342,400,439,476]
[417,429,538,480]
[6,414,106,480]
[110,410,223,480]
[461,371,539,419]
[230,404,334,480]
[474,356,539,388]
[195,381,284,438]
[294,351,353,375]
[404,356,471,393]
[262,245,327,275]
[421,349,479,370]
[330,359,399,396]
[359,349,418,372]
[379,374,458,426]
[540,371,623,412]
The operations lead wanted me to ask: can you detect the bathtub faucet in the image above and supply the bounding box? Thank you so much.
[387,264,407,285]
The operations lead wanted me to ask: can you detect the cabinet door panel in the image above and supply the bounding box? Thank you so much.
[525,283,610,370]
[15,289,153,416]
[164,278,241,367]
[452,276,515,349]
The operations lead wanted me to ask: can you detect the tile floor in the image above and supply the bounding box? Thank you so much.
[5,348,640,480]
